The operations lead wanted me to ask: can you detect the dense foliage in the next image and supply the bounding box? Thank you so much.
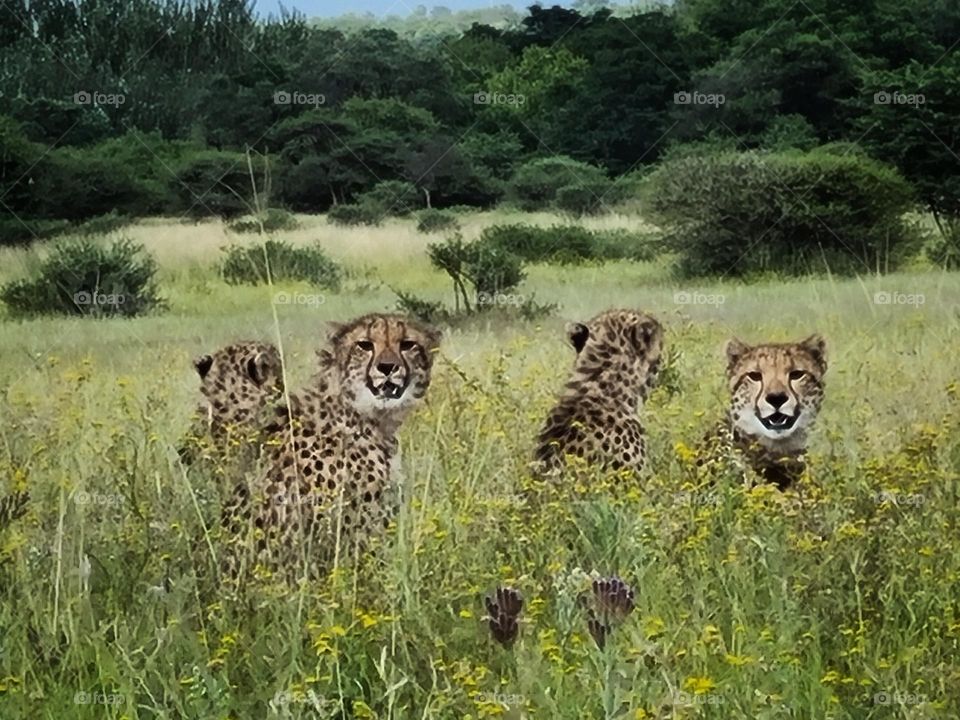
[0,0,957,267]
[0,238,163,317]
[221,239,342,288]
[646,150,921,276]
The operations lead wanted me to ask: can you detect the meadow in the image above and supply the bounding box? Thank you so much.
[1,211,958,719]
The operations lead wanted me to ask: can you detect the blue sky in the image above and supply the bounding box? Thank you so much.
[257,1,574,19]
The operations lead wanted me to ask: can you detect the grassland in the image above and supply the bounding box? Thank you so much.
[1,212,958,719]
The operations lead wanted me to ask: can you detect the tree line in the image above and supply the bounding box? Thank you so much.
[0,0,958,248]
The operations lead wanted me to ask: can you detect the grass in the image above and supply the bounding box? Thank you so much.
[1,211,958,719]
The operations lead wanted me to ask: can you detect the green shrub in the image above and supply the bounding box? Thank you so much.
[170,151,267,219]
[415,209,461,234]
[73,210,133,236]
[927,226,960,269]
[227,208,299,234]
[327,204,383,227]
[427,234,525,312]
[645,149,921,277]
[482,224,594,264]
[0,238,163,317]
[555,182,614,216]
[32,149,149,222]
[590,228,661,262]
[0,212,132,246]
[0,217,71,246]
[508,156,609,211]
[221,239,341,289]
[394,289,450,324]
[356,180,422,217]
[480,224,659,264]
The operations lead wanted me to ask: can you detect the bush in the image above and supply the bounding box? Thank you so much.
[927,225,960,269]
[416,209,461,234]
[0,238,163,317]
[355,180,422,217]
[326,204,383,227]
[227,208,299,234]
[221,239,341,289]
[480,224,659,264]
[170,151,268,219]
[508,156,609,211]
[427,234,525,312]
[482,224,594,264]
[645,149,921,276]
[554,182,614,216]
[590,228,661,262]
[0,217,71,246]
[73,210,133,236]
[32,149,149,222]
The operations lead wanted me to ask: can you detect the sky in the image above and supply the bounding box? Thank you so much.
[257,0,576,19]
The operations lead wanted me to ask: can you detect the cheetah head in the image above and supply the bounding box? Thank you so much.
[566,309,664,404]
[324,314,441,416]
[726,335,827,451]
[193,341,285,427]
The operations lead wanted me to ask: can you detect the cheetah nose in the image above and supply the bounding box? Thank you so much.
[377,361,399,375]
[766,392,788,409]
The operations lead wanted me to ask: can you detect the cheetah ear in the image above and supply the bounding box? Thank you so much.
[246,352,271,386]
[800,334,827,373]
[423,325,442,350]
[631,316,662,352]
[325,321,348,343]
[194,354,213,379]
[567,322,589,353]
[725,338,749,373]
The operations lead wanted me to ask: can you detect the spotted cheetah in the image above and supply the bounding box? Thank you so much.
[534,309,664,476]
[702,335,827,489]
[220,314,441,580]
[0,491,28,531]
[179,341,285,465]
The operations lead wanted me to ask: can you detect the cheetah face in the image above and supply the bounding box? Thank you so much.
[193,341,284,427]
[726,335,826,448]
[327,314,441,415]
[566,308,664,401]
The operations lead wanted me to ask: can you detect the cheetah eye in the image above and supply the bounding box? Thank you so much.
[747,371,762,382]
[399,340,418,352]
[356,341,374,352]
[789,370,806,381]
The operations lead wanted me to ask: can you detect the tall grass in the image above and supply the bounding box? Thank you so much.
[0,215,958,718]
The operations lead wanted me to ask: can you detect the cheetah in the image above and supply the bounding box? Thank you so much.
[220,313,440,580]
[534,309,664,476]
[0,491,29,531]
[702,335,827,489]
[179,341,285,465]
